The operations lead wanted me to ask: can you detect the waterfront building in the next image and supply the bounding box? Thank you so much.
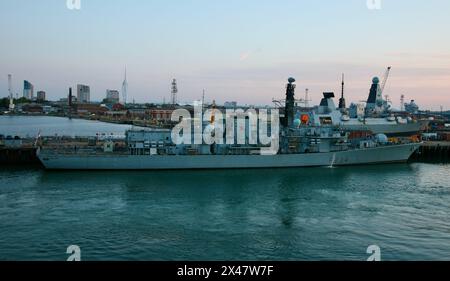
[127,108,148,119]
[23,80,34,100]
[22,104,43,114]
[77,84,90,103]
[75,104,108,116]
[42,105,57,114]
[60,96,78,104]
[149,109,174,122]
[105,110,128,119]
[224,101,238,109]
[37,91,46,102]
[112,103,125,111]
[106,90,120,104]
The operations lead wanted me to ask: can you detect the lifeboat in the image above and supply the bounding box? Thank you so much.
[397,117,407,124]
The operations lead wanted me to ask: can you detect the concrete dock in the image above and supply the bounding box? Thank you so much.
[0,147,41,166]
[411,142,450,163]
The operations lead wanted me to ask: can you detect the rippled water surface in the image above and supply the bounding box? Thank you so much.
[1,164,449,261]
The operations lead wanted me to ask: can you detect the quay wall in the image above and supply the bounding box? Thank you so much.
[0,148,41,166]
[411,142,450,163]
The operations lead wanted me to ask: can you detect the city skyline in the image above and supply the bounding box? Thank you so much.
[1,0,450,110]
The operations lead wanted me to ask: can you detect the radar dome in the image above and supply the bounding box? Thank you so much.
[375,134,388,144]
[288,77,296,83]
[372,77,380,84]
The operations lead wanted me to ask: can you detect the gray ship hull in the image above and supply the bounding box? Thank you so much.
[341,120,429,136]
[38,143,420,170]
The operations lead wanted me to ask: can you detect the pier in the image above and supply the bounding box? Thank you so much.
[411,142,450,163]
[0,147,40,166]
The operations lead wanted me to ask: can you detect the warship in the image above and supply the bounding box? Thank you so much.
[298,74,429,137]
[37,78,421,170]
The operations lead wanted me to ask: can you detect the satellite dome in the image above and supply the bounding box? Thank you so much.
[288,77,296,83]
[372,77,380,84]
[375,134,388,144]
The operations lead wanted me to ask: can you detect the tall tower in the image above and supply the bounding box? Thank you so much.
[68,87,73,119]
[121,67,128,104]
[338,73,346,110]
[171,79,178,105]
[69,87,73,107]
[8,74,12,98]
[8,74,14,111]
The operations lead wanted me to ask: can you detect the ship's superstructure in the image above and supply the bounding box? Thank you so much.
[365,67,392,116]
[299,71,429,137]
[305,91,428,136]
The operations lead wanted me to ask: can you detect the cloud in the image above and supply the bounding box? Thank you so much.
[239,49,263,62]
[240,52,251,61]
[385,52,450,60]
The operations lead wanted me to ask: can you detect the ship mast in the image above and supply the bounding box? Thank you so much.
[338,73,346,110]
[284,77,296,128]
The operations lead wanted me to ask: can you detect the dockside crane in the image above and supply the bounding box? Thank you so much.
[380,66,392,97]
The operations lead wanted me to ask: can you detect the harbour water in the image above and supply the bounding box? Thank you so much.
[1,116,449,261]
[0,116,136,138]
